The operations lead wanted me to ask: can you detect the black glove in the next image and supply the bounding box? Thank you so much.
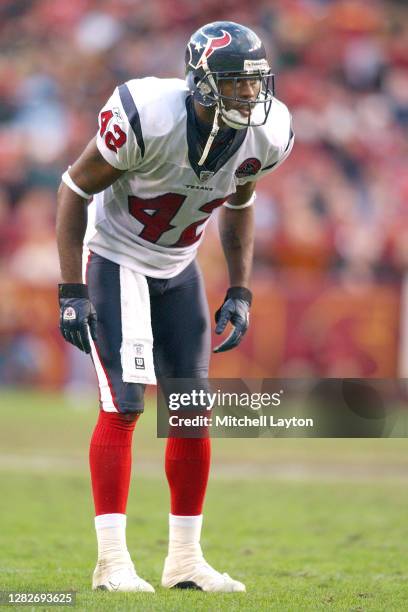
[213,286,252,353]
[59,283,97,354]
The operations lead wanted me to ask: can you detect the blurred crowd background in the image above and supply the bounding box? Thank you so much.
[0,0,407,388]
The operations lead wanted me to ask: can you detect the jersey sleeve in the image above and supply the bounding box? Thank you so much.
[96,85,143,171]
[260,116,294,178]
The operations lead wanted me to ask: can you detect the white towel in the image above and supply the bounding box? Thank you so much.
[119,265,156,385]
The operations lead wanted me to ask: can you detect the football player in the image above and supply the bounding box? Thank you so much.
[57,21,293,593]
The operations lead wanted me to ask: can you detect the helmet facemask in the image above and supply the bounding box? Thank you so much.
[194,69,274,130]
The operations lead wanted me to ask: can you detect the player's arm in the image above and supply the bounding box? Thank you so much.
[213,182,256,353]
[56,138,124,353]
[57,82,138,353]
[56,137,124,283]
[213,105,294,353]
[219,181,256,287]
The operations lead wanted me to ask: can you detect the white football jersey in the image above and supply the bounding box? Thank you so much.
[85,77,293,278]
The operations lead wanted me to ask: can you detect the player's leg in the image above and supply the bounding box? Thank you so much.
[149,260,211,526]
[149,260,245,592]
[85,251,154,592]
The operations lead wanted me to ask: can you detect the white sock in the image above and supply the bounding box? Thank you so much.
[95,513,131,567]
[168,514,203,560]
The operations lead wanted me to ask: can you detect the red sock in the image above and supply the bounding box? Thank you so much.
[89,410,139,515]
[165,437,211,516]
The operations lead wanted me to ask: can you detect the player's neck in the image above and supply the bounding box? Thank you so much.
[193,99,229,131]
[193,100,215,125]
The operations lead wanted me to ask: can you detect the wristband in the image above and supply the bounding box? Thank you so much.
[223,192,256,209]
[59,283,89,299]
[225,286,253,306]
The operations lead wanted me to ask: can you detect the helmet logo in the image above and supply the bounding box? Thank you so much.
[189,30,232,69]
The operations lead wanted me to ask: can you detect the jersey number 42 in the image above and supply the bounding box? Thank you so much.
[128,194,226,248]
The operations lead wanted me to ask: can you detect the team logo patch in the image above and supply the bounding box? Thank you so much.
[235,158,262,178]
[63,307,76,321]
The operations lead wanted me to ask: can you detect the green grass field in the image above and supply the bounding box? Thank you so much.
[1,390,408,611]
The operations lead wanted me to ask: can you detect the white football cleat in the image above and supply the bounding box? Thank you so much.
[161,556,246,592]
[92,561,155,592]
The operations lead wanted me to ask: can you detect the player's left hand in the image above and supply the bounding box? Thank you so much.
[213,287,252,353]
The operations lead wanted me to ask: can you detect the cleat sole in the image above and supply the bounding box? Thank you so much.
[172,581,203,590]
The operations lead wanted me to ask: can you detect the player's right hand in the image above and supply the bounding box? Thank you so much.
[58,283,97,354]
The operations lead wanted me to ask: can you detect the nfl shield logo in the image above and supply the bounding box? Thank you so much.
[199,171,214,183]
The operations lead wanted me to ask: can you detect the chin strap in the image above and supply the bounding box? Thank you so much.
[197,106,220,166]
[220,99,251,130]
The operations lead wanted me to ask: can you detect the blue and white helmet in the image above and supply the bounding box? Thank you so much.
[185,21,274,129]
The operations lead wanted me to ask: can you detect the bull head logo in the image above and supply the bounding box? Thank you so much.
[189,30,232,69]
